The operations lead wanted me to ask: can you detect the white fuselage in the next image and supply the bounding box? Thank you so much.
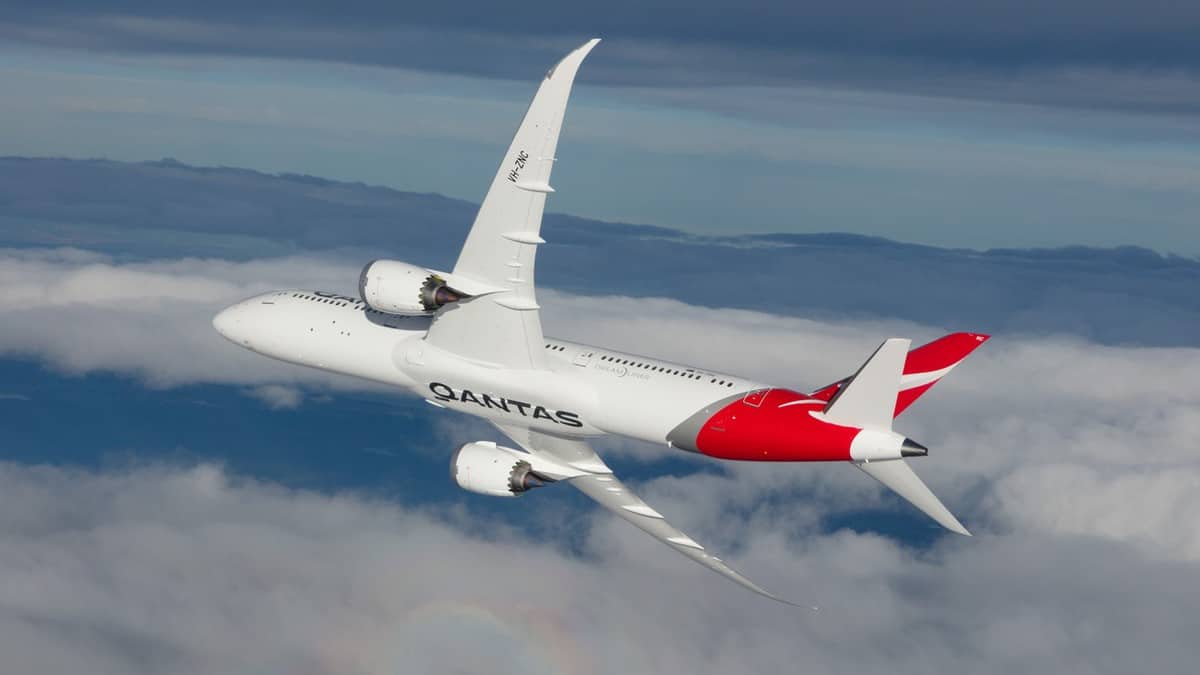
[214,290,765,447]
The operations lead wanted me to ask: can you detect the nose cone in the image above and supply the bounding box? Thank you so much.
[212,304,242,343]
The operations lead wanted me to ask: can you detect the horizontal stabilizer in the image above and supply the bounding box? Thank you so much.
[823,338,910,430]
[856,459,970,536]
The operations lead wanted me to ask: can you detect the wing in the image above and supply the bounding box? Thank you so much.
[424,39,599,369]
[492,423,801,606]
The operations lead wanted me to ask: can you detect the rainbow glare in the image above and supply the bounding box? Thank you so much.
[349,600,591,675]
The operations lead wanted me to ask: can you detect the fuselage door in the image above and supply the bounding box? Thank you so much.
[741,388,773,408]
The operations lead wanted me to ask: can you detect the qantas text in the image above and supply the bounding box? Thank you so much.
[429,382,583,427]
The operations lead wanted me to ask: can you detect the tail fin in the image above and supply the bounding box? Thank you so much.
[894,332,990,416]
[810,332,990,418]
[820,336,983,536]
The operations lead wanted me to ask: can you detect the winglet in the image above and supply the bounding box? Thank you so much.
[549,38,601,78]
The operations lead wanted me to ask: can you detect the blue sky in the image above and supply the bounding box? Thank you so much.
[2,3,1199,253]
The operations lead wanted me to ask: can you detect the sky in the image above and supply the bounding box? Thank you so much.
[1,2,1200,253]
[2,4,1200,674]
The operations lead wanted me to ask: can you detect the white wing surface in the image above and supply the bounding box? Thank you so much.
[823,338,910,430]
[492,423,799,605]
[424,40,598,369]
[856,459,971,535]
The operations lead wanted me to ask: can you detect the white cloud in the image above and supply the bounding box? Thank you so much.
[0,248,361,388]
[3,249,1200,551]
[2,247,1200,667]
[0,248,918,393]
[0,461,1196,675]
[244,384,305,409]
[989,462,1200,561]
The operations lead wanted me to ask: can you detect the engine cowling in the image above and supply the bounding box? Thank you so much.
[358,259,467,315]
[451,442,550,497]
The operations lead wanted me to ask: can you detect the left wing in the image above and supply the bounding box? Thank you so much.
[493,423,801,606]
[424,40,599,369]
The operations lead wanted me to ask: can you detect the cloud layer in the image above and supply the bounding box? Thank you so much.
[1,247,1198,672]
[0,248,355,388]
[0,458,1196,675]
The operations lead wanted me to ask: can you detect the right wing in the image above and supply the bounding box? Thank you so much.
[452,39,599,289]
[424,39,599,369]
[492,423,803,606]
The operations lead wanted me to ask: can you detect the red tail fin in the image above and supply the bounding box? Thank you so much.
[809,332,989,418]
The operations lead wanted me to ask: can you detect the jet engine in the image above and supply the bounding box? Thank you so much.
[451,441,552,497]
[358,259,469,315]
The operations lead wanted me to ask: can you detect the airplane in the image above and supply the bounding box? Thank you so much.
[213,39,989,604]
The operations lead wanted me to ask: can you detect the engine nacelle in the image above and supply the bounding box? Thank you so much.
[358,259,467,316]
[451,441,550,498]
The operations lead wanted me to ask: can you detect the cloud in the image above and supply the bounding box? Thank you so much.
[2,247,1199,561]
[1,245,1199,670]
[244,384,305,409]
[1,460,1197,675]
[990,463,1200,562]
[0,247,362,388]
